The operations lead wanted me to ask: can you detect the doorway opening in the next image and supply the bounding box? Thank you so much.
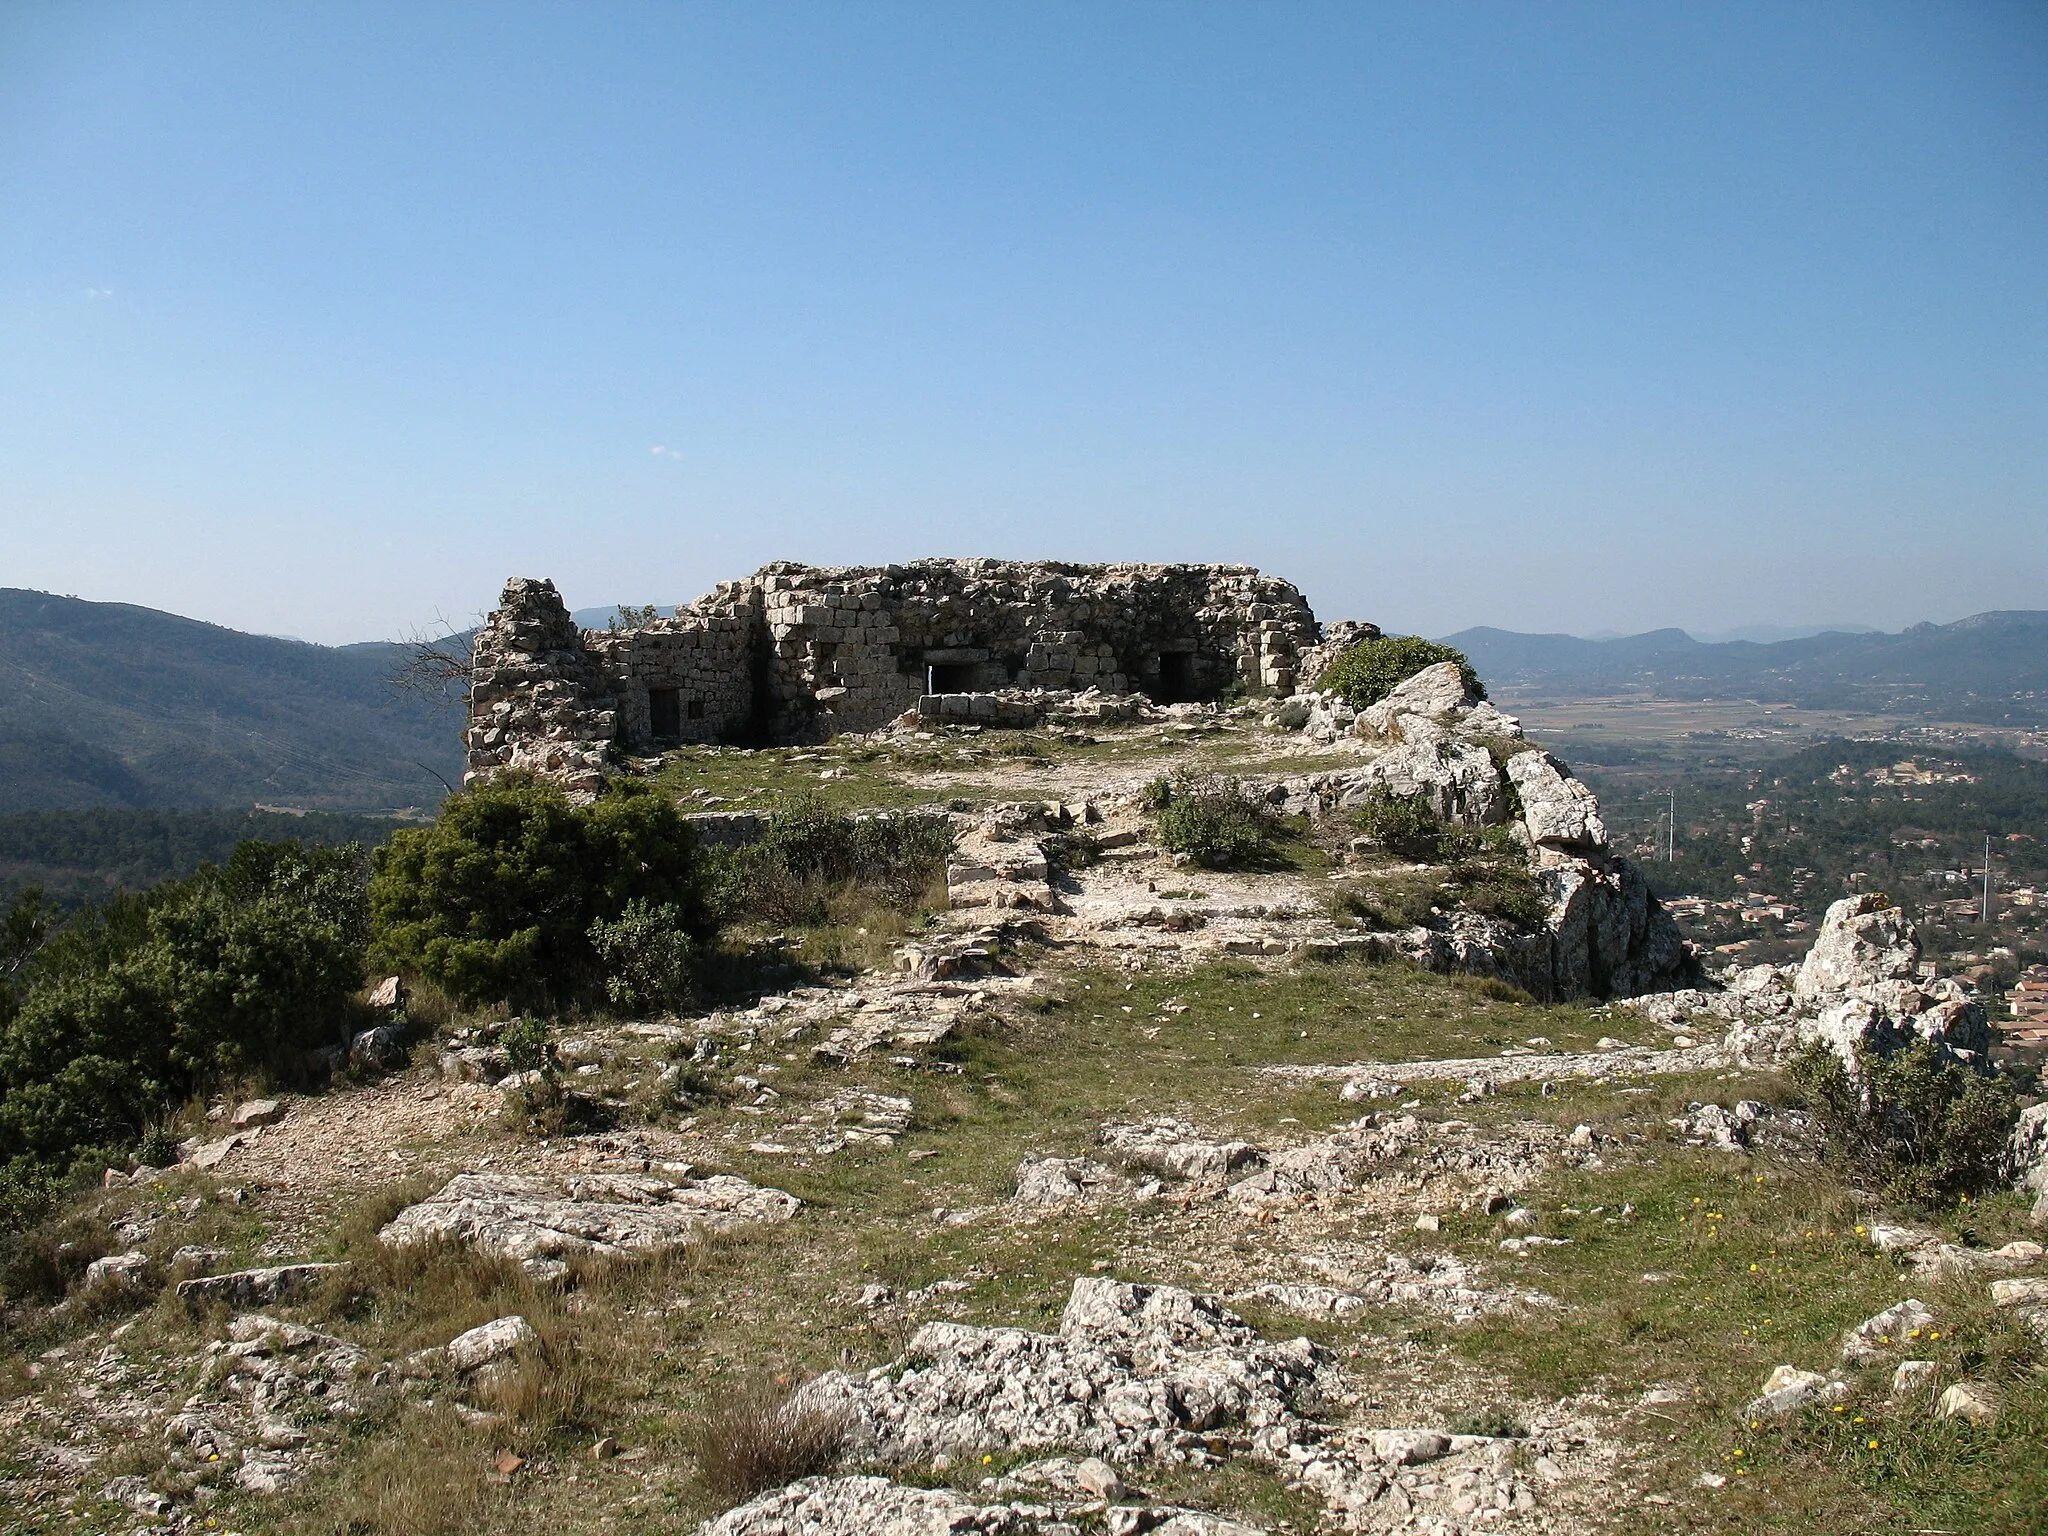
[1154,652,1199,704]
[648,687,682,741]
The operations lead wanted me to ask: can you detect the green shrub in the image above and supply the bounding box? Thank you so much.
[1351,788,1447,860]
[713,799,952,925]
[1319,635,1484,710]
[368,773,709,1010]
[1332,870,1442,930]
[1790,1040,2019,1209]
[1453,867,1551,929]
[501,1015,555,1076]
[0,842,368,1208]
[1151,772,1284,870]
[590,899,697,1014]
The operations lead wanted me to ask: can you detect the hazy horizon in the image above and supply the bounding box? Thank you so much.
[5,3,2044,646]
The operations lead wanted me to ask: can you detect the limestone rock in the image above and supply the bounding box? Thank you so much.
[697,1475,1263,1536]
[1891,1360,1939,1395]
[378,1170,799,1279]
[1989,1277,2048,1309]
[1355,662,1475,739]
[1795,895,1919,1003]
[1745,1365,1843,1417]
[1013,1155,1130,1205]
[177,1263,346,1312]
[1936,1382,1999,1424]
[1099,1120,1263,1183]
[795,1278,1334,1465]
[2013,1103,2048,1198]
[231,1099,285,1130]
[81,1251,147,1291]
[444,1315,539,1373]
[1506,753,1606,853]
[1841,1299,1935,1365]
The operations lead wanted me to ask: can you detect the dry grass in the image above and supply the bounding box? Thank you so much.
[687,1376,850,1503]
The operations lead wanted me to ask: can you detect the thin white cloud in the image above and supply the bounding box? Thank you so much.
[649,445,682,459]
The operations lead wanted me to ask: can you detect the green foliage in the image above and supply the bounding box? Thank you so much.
[1451,865,1551,929]
[1151,771,1285,870]
[1332,870,1442,930]
[1350,788,1447,859]
[1791,1040,2020,1208]
[1039,829,1105,873]
[368,773,709,1010]
[500,1015,555,1076]
[712,797,953,926]
[0,842,369,1206]
[589,898,697,1014]
[0,807,403,912]
[1319,635,1485,710]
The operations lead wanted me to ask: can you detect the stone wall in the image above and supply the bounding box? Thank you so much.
[464,559,1321,779]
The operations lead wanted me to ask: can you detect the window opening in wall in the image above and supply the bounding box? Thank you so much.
[927,662,978,694]
[1154,652,1199,704]
[687,697,705,720]
[648,686,682,741]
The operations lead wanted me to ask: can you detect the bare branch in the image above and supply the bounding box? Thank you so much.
[387,609,481,713]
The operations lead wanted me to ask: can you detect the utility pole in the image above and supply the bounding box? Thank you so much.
[1982,833,1992,924]
[1668,788,1676,863]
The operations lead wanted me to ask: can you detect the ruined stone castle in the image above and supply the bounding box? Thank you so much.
[464,560,1329,787]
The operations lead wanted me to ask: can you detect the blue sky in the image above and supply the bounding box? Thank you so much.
[2,2,2043,645]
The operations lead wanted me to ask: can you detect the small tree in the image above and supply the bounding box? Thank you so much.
[369,773,709,1009]
[1318,636,1484,710]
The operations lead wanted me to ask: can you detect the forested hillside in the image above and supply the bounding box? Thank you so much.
[0,590,462,812]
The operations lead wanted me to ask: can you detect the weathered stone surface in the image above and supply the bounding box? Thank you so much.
[1099,1120,1263,1183]
[1744,1364,1843,1417]
[81,1251,147,1291]
[2013,1103,2048,1197]
[349,1025,408,1071]
[1892,1360,1939,1395]
[177,1263,346,1312]
[444,1314,538,1372]
[231,1099,285,1130]
[1989,1277,2048,1309]
[1795,895,1919,1003]
[1841,1299,1935,1365]
[1013,1155,1131,1205]
[697,1475,1265,1536]
[377,1170,798,1278]
[1937,1381,1999,1424]
[1505,752,1606,853]
[796,1279,1334,1465]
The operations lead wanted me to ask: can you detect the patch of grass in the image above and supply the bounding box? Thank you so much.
[687,1376,848,1503]
[1445,1151,2048,1534]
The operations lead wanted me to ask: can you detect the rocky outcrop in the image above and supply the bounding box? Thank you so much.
[1794,894,1919,1003]
[699,1474,1265,1536]
[376,1169,799,1279]
[796,1278,1336,1466]
[1270,663,1687,1001]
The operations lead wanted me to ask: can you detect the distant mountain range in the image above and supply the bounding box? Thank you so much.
[4,589,2042,815]
[1439,611,2048,725]
[0,590,463,813]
